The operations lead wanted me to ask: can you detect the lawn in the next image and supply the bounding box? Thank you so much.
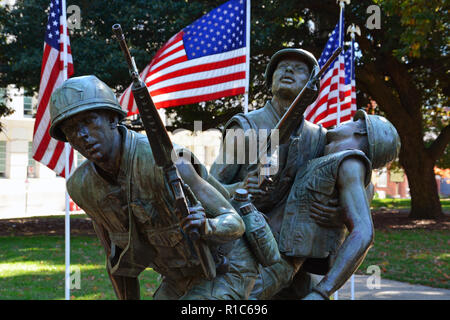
[0,235,160,300]
[0,230,448,299]
[371,198,450,210]
[357,230,450,289]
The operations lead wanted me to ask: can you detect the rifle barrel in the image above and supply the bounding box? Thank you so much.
[316,47,343,79]
[256,47,343,189]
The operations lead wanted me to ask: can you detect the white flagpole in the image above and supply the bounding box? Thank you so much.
[336,0,348,127]
[334,0,348,301]
[244,0,250,114]
[61,0,71,301]
[346,23,360,300]
[349,26,355,302]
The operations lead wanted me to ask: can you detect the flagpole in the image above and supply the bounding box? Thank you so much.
[61,0,71,301]
[347,23,360,118]
[333,0,348,301]
[336,0,347,127]
[347,23,360,301]
[244,0,250,114]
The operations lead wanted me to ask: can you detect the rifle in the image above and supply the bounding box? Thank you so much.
[112,24,216,280]
[258,47,343,189]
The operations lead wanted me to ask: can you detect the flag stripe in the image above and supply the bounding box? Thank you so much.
[152,43,185,67]
[146,55,246,87]
[34,48,60,134]
[149,55,189,76]
[47,136,65,169]
[119,0,249,112]
[33,54,62,159]
[146,48,246,83]
[150,71,246,96]
[304,8,357,128]
[151,32,184,64]
[32,0,74,177]
[152,79,246,103]
[156,87,245,109]
[150,44,186,71]
[39,44,52,84]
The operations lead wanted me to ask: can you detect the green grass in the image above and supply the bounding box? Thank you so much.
[357,230,450,289]
[0,235,160,300]
[371,198,450,210]
[1,230,448,299]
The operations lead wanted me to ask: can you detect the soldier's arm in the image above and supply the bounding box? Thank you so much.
[307,157,374,299]
[176,157,245,244]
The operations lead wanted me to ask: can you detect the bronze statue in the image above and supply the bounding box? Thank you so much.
[210,48,342,298]
[48,47,401,300]
[210,48,325,203]
[49,75,246,299]
[253,110,401,300]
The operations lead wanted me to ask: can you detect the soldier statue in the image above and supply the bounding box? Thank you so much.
[210,48,343,298]
[49,75,246,300]
[251,110,400,299]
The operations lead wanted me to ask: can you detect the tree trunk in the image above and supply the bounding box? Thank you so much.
[400,139,443,219]
[355,37,445,220]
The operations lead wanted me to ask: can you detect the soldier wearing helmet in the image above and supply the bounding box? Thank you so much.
[210,48,325,201]
[49,75,246,300]
[251,110,401,300]
[209,48,342,298]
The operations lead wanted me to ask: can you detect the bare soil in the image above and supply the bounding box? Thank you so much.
[0,209,448,237]
[0,216,96,237]
[371,209,449,231]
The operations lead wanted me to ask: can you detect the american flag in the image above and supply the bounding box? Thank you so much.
[119,0,248,115]
[304,9,354,128]
[341,37,357,118]
[32,0,74,177]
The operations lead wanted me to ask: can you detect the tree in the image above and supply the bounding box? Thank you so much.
[0,92,14,132]
[342,0,449,219]
[0,0,448,218]
[245,0,449,219]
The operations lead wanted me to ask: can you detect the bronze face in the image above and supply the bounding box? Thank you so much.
[271,58,310,100]
[60,109,119,165]
[324,119,368,155]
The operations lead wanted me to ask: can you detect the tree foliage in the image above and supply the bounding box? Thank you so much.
[0,0,448,217]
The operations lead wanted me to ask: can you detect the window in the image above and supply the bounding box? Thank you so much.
[23,96,34,117]
[0,141,6,178]
[27,142,37,178]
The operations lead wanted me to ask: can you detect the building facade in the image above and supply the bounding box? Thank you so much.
[0,85,69,218]
[0,85,223,218]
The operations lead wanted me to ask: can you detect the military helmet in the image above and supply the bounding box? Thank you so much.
[264,48,320,91]
[353,110,401,169]
[49,75,127,142]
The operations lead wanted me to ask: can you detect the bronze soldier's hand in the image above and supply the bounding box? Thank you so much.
[180,203,207,236]
[244,169,270,200]
[310,198,343,228]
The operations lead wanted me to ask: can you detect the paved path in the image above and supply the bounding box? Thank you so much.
[311,274,450,300]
